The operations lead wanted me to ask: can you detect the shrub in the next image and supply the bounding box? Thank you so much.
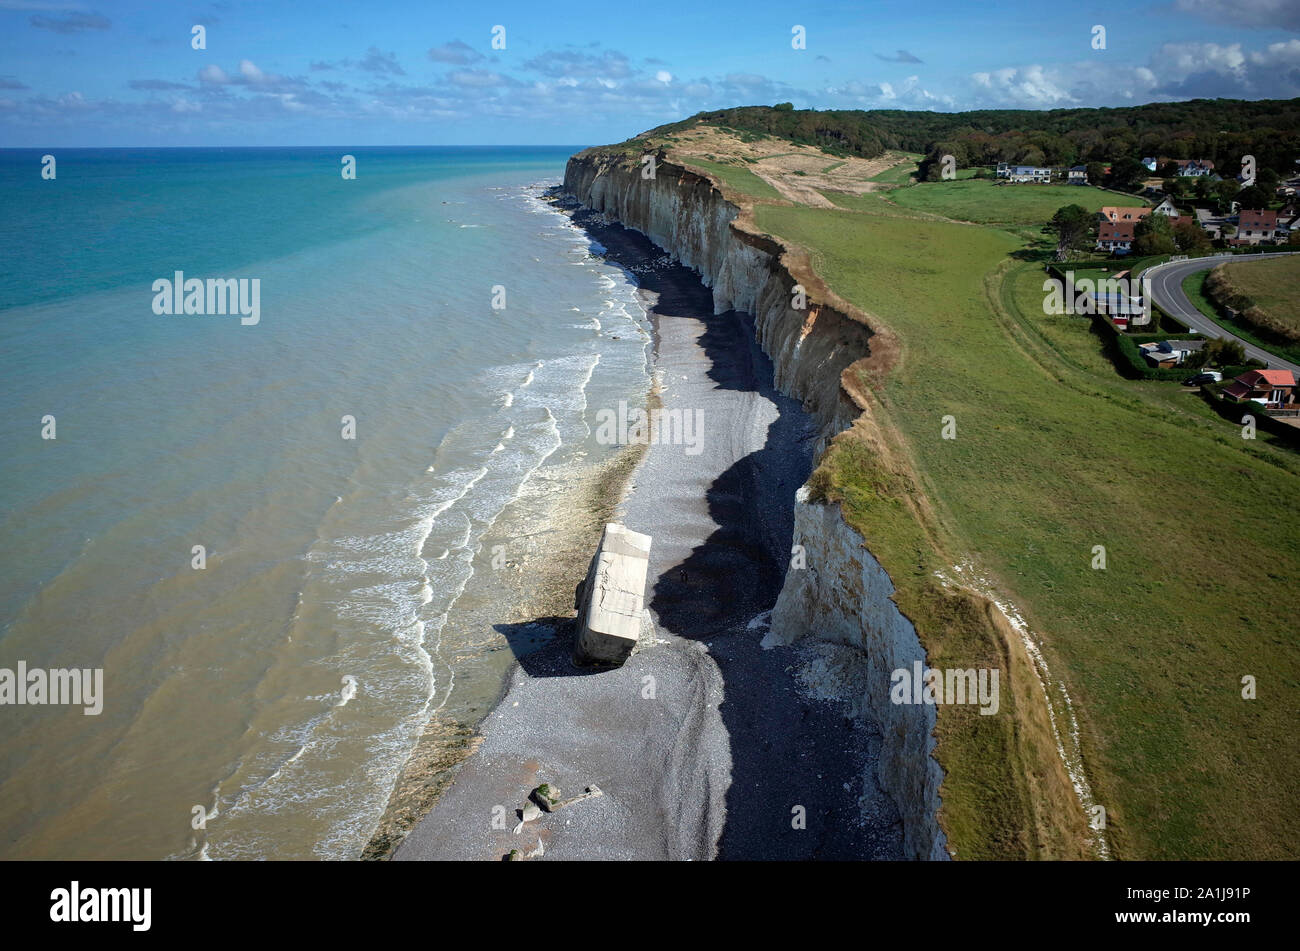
[805,464,835,504]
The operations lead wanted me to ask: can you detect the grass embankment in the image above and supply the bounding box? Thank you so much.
[746,181,1299,860]
[867,152,924,185]
[1183,268,1300,367]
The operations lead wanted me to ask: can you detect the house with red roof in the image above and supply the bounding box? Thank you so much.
[1223,369,1296,409]
[1099,205,1150,224]
[1231,210,1280,246]
[1096,219,1137,254]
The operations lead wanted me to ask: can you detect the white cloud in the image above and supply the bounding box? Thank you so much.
[198,64,229,84]
[971,65,1076,106]
[1150,38,1300,97]
[655,70,673,84]
[826,75,954,108]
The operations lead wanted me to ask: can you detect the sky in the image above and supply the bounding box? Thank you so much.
[0,0,1297,146]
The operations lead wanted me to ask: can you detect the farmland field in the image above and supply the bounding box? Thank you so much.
[1215,255,1300,340]
[886,177,1140,225]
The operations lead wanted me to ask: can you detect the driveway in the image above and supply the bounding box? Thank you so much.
[1143,252,1300,376]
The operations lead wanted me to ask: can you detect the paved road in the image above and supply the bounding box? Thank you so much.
[1143,252,1300,376]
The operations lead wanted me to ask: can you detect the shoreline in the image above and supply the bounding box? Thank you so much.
[389,194,903,861]
[362,426,650,859]
[361,194,654,859]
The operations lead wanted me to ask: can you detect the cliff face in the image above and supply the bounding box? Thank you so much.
[768,496,948,860]
[564,149,948,860]
[564,153,871,441]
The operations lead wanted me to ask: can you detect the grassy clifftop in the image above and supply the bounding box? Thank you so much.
[609,120,1300,860]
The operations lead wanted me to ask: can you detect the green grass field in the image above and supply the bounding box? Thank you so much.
[887,178,1137,225]
[676,156,785,202]
[754,193,1300,860]
[1219,256,1300,330]
[1216,255,1300,342]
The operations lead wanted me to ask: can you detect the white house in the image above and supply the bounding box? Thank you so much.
[1174,158,1215,178]
[1151,196,1180,216]
[1138,339,1205,367]
[1068,165,1087,184]
[1006,165,1052,183]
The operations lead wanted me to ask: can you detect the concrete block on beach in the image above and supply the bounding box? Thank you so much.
[574,523,652,666]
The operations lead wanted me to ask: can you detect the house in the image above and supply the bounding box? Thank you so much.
[1230,210,1280,246]
[1006,165,1052,183]
[1099,205,1152,224]
[1173,158,1215,177]
[1068,165,1088,184]
[1151,196,1180,216]
[1094,291,1151,329]
[1142,157,1158,172]
[1097,220,1137,254]
[1223,369,1296,409]
[1138,339,1205,367]
[996,162,1010,178]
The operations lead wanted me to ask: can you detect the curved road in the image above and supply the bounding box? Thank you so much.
[1144,252,1300,376]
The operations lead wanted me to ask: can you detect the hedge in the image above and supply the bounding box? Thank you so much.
[1091,311,1262,381]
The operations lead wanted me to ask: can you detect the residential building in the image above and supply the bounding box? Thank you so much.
[1230,210,1280,246]
[1138,339,1205,367]
[1142,157,1158,172]
[1097,220,1137,254]
[1223,369,1296,409]
[1099,205,1151,224]
[1068,165,1087,184]
[1151,196,1180,216]
[1173,158,1215,177]
[1005,165,1052,183]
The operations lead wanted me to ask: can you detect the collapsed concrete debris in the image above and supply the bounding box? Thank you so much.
[573,523,652,666]
[512,783,605,834]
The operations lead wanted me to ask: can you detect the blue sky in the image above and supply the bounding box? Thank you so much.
[0,0,1297,146]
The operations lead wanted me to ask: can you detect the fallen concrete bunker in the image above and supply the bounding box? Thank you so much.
[573,523,652,666]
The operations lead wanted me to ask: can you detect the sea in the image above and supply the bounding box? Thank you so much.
[0,146,653,859]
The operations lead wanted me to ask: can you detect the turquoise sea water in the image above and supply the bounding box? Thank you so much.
[0,147,652,858]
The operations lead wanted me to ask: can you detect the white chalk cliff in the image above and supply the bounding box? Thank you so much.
[564,149,949,860]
